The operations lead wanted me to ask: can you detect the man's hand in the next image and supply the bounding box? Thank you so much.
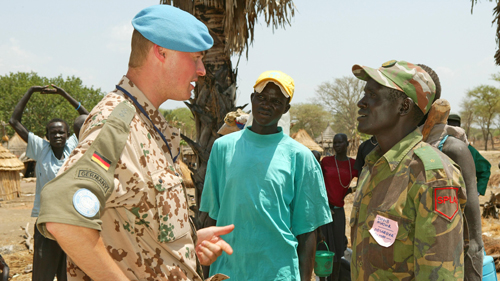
[40,84,89,114]
[41,84,67,96]
[30,85,49,92]
[196,224,234,266]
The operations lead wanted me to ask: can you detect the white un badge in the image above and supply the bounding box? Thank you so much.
[73,189,100,217]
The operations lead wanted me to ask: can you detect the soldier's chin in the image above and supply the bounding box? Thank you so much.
[357,125,370,135]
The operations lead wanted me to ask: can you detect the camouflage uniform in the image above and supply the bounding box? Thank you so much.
[37,77,226,281]
[350,129,466,280]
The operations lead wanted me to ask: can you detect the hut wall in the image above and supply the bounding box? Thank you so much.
[0,171,21,200]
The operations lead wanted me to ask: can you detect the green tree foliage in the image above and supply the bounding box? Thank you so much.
[159,107,196,139]
[466,84,500,150]
[289,103,332,139]
[315,76,365,140]
[0,72,104,137]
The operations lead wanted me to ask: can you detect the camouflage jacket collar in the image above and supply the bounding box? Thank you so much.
[115,76,180,161]
[366,128,423,172]
[117,76,169,132]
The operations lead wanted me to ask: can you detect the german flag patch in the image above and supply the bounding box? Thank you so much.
[92,151,111,171]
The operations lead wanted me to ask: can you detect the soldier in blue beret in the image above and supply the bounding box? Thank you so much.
[37,5,233,281]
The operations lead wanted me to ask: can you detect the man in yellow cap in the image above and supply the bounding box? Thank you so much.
[200,70,332,281]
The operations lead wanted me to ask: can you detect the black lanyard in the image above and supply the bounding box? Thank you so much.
[116,85,179,163]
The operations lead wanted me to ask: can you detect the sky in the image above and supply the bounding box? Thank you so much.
[1,0,499,115]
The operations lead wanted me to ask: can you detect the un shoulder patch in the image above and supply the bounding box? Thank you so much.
[73,189,100,218]
[414,146,444,171]
[382,60,397,68]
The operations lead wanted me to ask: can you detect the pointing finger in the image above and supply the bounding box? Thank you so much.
[211,224,235,237]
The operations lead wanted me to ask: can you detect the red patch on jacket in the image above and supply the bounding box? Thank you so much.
[434,187,459,220]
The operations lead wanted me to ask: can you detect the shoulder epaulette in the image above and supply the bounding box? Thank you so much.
[109,100,135,123]
[413,145,444,171]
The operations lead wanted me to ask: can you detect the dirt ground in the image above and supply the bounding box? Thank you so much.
[2,150,500,280]
[0,180,36,280]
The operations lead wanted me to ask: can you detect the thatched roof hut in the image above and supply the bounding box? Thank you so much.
[292,129,324,152]
[315,126,335,145]
[0,144,24,200]
[7,133,27,158]
[315,126,336,155]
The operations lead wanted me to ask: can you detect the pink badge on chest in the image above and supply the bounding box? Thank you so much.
[368,214,399,247]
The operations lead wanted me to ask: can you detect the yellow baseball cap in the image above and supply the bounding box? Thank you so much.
[253,70,295,102]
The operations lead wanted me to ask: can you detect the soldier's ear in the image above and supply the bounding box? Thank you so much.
[154,45,166,62]
[399,98,413,116]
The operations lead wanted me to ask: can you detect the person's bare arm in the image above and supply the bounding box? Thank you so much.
[42,84,89,115]
[443,137,483,280]
[9,86,49,142]
[297,230,316,281]
[45,222,129,281]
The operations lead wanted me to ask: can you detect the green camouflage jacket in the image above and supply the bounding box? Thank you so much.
[350,129,466,280]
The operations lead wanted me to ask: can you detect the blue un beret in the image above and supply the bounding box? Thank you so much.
[132,5,213,52]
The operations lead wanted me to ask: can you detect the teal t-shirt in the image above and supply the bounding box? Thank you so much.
[200,127,332,280]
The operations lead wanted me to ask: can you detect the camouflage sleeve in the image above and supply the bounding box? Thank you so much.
[37,101,135,238]
[412,175,465,280]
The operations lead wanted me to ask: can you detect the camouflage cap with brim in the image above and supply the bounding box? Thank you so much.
[352,60,436,114]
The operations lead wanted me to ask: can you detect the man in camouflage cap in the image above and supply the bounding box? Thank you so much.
[350,60,466,280]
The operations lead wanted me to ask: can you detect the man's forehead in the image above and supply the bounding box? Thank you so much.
[186,50,205,56]
[365,78,381,89]
[48,122,67,130]
[334,135,347,142]
[365,78,390,94]
[260,83,285,96]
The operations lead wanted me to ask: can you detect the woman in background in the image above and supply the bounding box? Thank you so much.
[320,133,358,281]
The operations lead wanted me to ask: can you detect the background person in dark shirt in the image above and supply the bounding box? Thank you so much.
[353,136,377,176]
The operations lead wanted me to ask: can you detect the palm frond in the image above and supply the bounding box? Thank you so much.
[160,0,295,57]
[493,2,500,65]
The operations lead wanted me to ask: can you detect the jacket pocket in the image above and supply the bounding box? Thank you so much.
[152,170,190,243]
[362,211,414,272]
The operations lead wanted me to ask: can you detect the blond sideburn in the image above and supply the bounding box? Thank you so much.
[128,30,154,68]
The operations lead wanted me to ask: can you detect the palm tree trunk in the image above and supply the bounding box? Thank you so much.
[181,1,238,229]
